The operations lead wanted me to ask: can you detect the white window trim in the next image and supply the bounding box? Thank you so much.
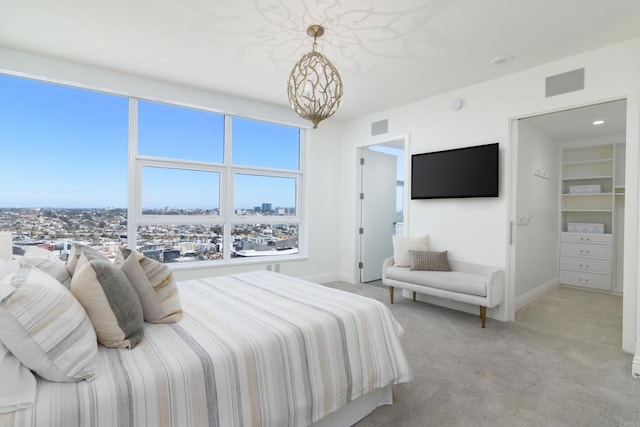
[127,99,307,266]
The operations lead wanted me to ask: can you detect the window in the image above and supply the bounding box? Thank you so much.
[132,101,303,263]
[232,117,300,169]
[234,174,296,216]
[138,100,224,163]
[0,74,304,264]
[0,74,128,259]
[141,167,220,215]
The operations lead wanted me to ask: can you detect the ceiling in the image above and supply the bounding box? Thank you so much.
[1,0,640,122]
[523,100,628,142]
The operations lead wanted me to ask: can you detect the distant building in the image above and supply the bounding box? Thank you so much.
[162,248,181,262]
[261,203,272,213]
[142,249,162,261]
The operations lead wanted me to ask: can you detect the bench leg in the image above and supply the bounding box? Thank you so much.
[480,306,487,328]
[389,287,394,304]
[412,291,416,302]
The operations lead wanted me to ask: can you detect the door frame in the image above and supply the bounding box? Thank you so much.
[355,133,411,283]
[506,97,632,349]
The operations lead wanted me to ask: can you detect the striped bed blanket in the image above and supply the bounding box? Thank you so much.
[4,271,412,427]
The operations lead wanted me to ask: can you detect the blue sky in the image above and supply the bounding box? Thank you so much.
[0,74,299,209]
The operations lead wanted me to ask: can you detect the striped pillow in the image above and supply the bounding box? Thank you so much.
[71,253,144,349]
[0,266,98,382]
[409,250,451,271]
[115,248,183,324]
[66,243,109,275]
[19,256,72,289]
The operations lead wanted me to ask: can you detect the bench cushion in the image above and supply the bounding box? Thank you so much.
[385,266,487,297]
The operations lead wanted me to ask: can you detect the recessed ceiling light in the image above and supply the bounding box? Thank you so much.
[592,120,605,125]
[490,55,514,65]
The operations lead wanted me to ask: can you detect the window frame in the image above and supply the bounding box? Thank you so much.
[128,99,306,266]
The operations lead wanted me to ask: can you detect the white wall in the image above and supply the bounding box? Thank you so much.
[338,37,640,356]
[513,120,560,304]
[0,47,344,284]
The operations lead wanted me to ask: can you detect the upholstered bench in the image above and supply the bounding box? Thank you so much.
[382,256,504,328]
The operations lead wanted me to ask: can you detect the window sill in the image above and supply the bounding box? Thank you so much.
[167,254,309,271]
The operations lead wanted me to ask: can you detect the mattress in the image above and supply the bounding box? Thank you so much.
[3,271,411,426]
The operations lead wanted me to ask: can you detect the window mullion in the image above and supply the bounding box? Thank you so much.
[223,115,233,261]
[128,98,138,250]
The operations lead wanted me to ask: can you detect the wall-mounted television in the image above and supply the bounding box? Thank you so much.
[411,143,499,199]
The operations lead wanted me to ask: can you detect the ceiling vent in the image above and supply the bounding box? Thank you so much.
[545,68,585,97]
[371,119,389,136]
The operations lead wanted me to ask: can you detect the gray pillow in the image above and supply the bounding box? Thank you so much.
[70,253,144,349]
[409,250,451,272]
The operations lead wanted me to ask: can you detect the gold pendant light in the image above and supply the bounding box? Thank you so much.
[287,25,343,129]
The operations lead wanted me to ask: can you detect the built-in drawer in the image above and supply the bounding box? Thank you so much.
[559,270,611,290]
[560,232,612,245]
[560,256,611,275]
[559,243,612,260]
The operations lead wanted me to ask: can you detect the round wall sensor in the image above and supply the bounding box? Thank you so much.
[450,98,463,111]
[490,54,514,65]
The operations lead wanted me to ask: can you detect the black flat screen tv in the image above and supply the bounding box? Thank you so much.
[411,143,499,199]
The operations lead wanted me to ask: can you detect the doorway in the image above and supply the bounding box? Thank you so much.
[510,99,627,344]
[358,139,405,282]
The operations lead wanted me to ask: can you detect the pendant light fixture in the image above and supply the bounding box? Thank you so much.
[287,25,343,129]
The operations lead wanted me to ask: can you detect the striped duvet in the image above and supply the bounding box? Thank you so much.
[3,271,412,427]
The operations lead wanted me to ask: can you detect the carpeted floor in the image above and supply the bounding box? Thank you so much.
[323,281,640,427]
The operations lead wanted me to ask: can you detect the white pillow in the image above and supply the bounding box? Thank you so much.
[18,256,72,289]
[392,235,429,267]
[0,266,98,382]
[0,259,19,281]
[0,259,7,279]
[0,341,36,414]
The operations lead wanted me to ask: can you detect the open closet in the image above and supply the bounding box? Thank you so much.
[512,99,627,344]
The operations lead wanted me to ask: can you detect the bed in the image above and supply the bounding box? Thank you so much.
[1,270,412,427]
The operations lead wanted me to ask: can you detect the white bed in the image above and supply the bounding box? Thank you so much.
[2,270,412,427]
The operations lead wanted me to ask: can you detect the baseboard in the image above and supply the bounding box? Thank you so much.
[338,271,358,284]
[632,355,640,379]
[514,277,559,311]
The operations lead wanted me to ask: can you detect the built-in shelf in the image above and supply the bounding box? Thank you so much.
[559,143,624,293]
[562,175,614,181]
[562,158,613,166]
[562,209,613,212]
[562,193,613,197]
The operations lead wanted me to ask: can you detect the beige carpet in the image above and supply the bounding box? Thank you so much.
[323,281,639,427]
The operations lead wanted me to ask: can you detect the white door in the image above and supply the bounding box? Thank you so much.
[360,148,397,282]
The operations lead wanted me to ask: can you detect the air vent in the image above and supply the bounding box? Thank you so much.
[545,68,585,97]
[371,119,388,136]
